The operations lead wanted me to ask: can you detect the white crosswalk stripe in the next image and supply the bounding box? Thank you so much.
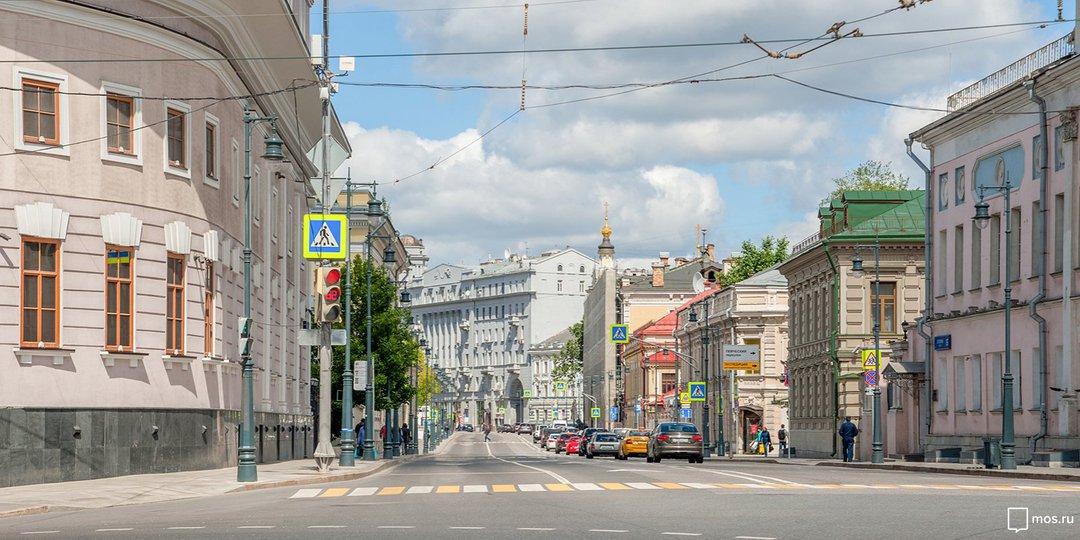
[406,486,434,494]
[571,483,603,490]
[348,487,379,496]
[626,482,662,490]
[518,484,546,492]
[290,489,322,498]
[463,485,488,493]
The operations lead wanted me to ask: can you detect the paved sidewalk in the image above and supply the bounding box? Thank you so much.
[704,453,1080,482]
[0,442,447,519]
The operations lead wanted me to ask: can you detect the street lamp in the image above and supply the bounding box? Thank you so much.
[339,177,357,467]
[361,194,383,461]
[238,107,284,482]
[850,243,884,464]
[687,304,712,458]
[973,181,1016,470]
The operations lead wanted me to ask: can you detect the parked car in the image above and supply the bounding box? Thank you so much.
[576,428,607,455]
[587,432,621,458]
[617,429,651,460]
[554,432,576,454]
[565,435,583,454]
[647,422,704,463]
[544,432,562,451]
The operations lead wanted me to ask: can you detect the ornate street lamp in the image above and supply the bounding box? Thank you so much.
[851,244,884,464]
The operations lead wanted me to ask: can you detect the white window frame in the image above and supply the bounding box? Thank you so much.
[13,66,70,156]
[231,138,241,207]
[99,81,143,166]
[203,112,220,188]
[163,100,191,179]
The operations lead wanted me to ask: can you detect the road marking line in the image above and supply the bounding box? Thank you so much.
[348,487,379,496]
[320,488,349,497]
[492,484,517,492]
[463,485,488,493]
[925,485,955,490]
[735,536,777,539]
[436,485,461,494]
[713,483,748,488]
[518,483,546,492]
[20,532,59,535]
[167,527,206,530]
[518,527,556,531]
[661,533,701,537]
[308,526,346,529]
[599,482,632,490]
[406,486,434,494]
[866,485,899,489]
[378,487,406,496]
[571,483,603,491]
[450,527,486,530]
[839,484,869,489]
[1015,486,1049,491]
[626,482,661,490]
[237,526,276,529]
[706,468,799,485]
[378,526,416,529]
[814,484,843,488]
[899,484,929,489]
[545,483,574,491]
[486,441,572,484]
[680,483,715,489]
[290,489,322,498]
[590,530,629,533]
[95,529,133,532]
[983,485,1022,490]
[654,482,688,489]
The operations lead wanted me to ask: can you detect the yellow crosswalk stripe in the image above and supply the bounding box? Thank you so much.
[599,483,632,490]
[378,487,406,496]
[319,488,349,497]
[436,485,460,494]
[491,484,517,493]
[653,482,687,489]
[545,483,574,491]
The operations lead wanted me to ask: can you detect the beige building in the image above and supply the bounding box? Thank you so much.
[621,311,678,428]
[0,1,348,486]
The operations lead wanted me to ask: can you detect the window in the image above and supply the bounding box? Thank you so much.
[204,263,215,356]
[579,281,585,293]
[954,356,966,411]
[971,224,982,288]
[105,247,134,351]
[936,229,947,296]
[989,214,1001,285]
[271,187,279,243]
[21,239,60,348]
[970,355,982,412]
[106,94,134,154]
[205,117,218,181]
[1011,350,1022,408]
[579,265,585,273]
[870,282,896,333]
[1031,347,1043,409]
[953,225,964,293]
[1055,193,1065,273]
[22,80,60,145]
[937,172,949,210]
[557,280,563,292]
[661,372,676,393]
[166,107,187,169]
[954,166,966,205]
[1054,125,1065,171]
[1033,134,1045,179]
[936,357,949,412]
[990,352,1003,410]
[166,253,185,355]
[1009,207,1021,282]
[1030,202,1040,277]
[231,139,241,206]
[887,382,902,410]
[557,265,563,272]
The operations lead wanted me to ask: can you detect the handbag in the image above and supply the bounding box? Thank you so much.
[748,440,759,452]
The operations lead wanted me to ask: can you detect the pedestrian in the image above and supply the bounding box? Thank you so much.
[380,423,388,454]
[483,423,492,442]
[400,423,411,453]
[777,424,788,457]
[355,420,366,458]
[759,426,772,457]
[838,416,859,462]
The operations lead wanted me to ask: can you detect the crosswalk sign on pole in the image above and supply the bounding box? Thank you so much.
[680,392,691,405]
[688,381,706,402]
[609,324,629,344]
[591,407,601,418]
[302,214,348,260]
[861,349,880,371]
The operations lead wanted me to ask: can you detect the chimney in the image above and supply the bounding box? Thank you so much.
[659,251,670,268]
[651,262,665,288]
[706,243,715,261]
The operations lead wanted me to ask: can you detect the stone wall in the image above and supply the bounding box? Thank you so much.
[0,408,313,487]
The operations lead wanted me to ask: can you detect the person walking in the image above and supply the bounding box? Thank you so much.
[777,424,788,457]
[354,420,366,458]
[759,426,772,457]
[400,423,411,454]
[483,423,492,442]
[838,416,859,462]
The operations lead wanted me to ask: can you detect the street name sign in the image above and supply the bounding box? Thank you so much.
[722,344,761,371]
[688,381,706,402]
[609,324,629,344]
[634,402,642,413]
[302,214,348,260]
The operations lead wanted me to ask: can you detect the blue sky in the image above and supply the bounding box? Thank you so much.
[316,0,1068,269]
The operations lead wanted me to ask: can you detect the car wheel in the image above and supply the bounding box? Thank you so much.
[646,455,654,463]
[688,458,695,463]
[654,456,662,463]
[697,457,705,464]
[586,453,593,459]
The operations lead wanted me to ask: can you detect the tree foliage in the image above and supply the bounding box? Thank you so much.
[824,160,910,203]
[720,236,789,286]
[552,321,584,381]
[415,360,441,407]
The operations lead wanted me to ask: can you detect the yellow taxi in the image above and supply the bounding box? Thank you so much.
[616,429,651,460]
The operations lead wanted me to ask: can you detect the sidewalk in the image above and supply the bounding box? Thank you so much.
[0,443,444,519]
[704,453,1080,483]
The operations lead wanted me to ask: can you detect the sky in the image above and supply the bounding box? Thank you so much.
[316,0,1070,270]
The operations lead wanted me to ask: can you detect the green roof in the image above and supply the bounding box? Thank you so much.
[828,191,925,241]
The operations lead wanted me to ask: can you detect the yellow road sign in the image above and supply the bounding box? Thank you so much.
[861,349,880,371]
[679,392,691,405]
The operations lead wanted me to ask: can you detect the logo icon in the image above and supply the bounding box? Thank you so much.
[1007,507,1029,533]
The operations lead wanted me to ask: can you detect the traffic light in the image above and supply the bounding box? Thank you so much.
[238,317,253,357]
[315,266,342,323]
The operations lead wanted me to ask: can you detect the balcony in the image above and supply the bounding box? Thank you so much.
[947,34,1074,112]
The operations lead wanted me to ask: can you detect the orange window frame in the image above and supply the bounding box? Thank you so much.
[22,80,60,146]
[105,246,134,351]
[204,262,214,356]
[166,253,185,355]
[166,108,186,169]
[106,93,134,154]
[20,238,60,348]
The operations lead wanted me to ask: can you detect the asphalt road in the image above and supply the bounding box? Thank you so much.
[3,432,1078,539]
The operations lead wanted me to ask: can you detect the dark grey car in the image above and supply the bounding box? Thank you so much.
[586,432,621,458]
[646,422,704,463]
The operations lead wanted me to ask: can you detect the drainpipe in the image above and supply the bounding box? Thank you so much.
[823,240,841,458]
[1025,79,1050,457]
[906,138,933,452]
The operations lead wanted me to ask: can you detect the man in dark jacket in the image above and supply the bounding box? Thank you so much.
[838,416,859,462]
[777,424,788,456]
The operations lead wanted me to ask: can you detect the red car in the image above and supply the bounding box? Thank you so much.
[565,435,583,455]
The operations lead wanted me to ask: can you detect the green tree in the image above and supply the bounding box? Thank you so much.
[552,321,584,381]
[720,236,789,286]
[415,358,441,407]
[823,160,910,203]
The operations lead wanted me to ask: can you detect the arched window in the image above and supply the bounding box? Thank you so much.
[557,264,563,272]
[579,265,585,273]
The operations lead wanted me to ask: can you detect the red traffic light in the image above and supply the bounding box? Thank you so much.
[324,267,341,285]
[324,287,341,303]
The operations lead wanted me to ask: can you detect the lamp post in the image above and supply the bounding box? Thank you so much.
[851,244,884,464]
[238,107,284,482]
[361,194,382,461]
[688,306,712,458]
[973,181,1016,470]
[339,177,356,467]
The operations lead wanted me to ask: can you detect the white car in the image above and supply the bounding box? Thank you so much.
[544,433,561,451]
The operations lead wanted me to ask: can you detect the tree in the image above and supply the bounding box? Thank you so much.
[720,236,789,286]
[823,160,910,203]
[552,321,584,381]
[415,359,441,407]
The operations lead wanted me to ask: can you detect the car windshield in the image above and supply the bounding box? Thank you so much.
[594,434,618,442]
[629,430,650,437]
[658,423,698,433]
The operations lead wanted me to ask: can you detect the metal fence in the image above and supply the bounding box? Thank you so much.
[947,34,1074,112]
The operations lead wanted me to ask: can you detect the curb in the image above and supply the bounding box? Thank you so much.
[815,461,1080,483]
[0,505,49,519]
[226,453,432,493]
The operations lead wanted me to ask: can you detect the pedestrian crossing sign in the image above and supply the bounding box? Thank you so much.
[523,390,532,398]
[498,407,506,415]
[609,324,629,344]
[591,407,601,418]
[555,380,566,392]
[429,410,438,420]
[680,392,691,405]
[861,349,880,371]
[688,381,706,402]
[302,214,348,260]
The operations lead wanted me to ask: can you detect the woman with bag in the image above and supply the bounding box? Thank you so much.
[759,426,772,457]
